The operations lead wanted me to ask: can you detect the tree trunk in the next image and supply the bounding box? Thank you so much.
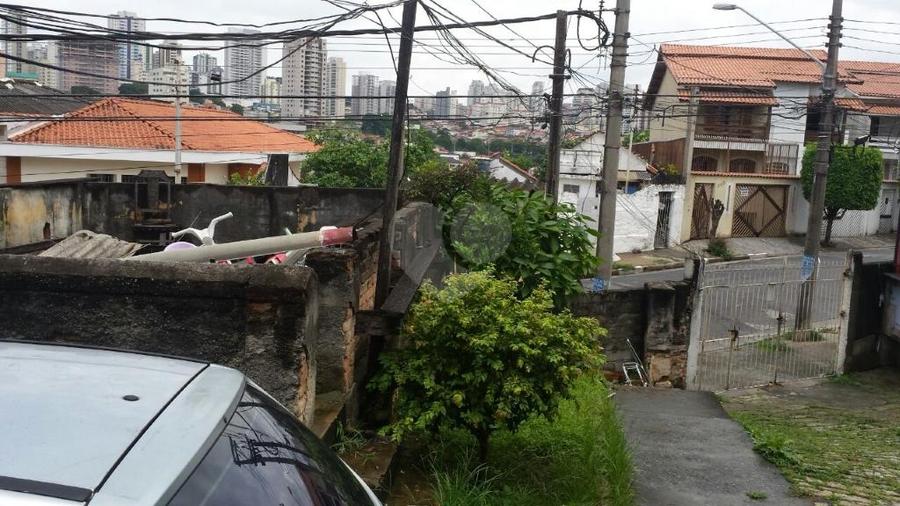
[476,429,490,465]
[823,208,838,246]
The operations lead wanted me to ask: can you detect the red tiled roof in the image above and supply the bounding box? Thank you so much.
[677,89,777,106]
[11,97,318,153]
[657,44,863,90]
[840,61,900,99]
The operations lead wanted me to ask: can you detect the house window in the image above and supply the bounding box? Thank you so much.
[88,173,115,182]
[562,184,580,195]
[765,144,799,174]
[692,155,717,172]
[729,158,757,173]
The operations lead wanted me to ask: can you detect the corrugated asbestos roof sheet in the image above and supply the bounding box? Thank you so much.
[0,79,88,116]
[38,230,144,259]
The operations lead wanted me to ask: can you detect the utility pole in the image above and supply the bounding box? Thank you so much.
[593,0,630,290]
[797,0,843,328]
[174,68,183,184]
[623,85,639,189]
[545,10,568,203]
[375,0,418,308]
[682,87,699,176]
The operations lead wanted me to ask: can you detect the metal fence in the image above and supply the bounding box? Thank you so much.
[687,254,851,391]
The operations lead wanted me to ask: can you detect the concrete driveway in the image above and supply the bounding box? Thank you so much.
[615,388,811,506]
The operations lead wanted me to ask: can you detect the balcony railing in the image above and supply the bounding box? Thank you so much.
[695,122,769,141]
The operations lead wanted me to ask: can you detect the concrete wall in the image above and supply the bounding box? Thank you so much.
[615,184,684,253]
[0,181,385,249]
[648,71,687,143]
[569,278,694,387]
[0,255,320,423]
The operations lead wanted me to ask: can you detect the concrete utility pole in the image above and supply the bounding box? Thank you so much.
[375,0,418,308]
[798,0,843,328]
[545,10,568,203]
[681,87,699,176]
[174,81,183,184]
[593,0,630,290]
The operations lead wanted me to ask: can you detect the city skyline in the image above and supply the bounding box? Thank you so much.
[3,0,899,102]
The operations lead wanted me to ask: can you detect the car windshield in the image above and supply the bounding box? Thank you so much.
[168,385,372,506]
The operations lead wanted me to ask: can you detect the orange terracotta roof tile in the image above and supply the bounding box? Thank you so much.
[677,89,777,106]
[11,97,319,153]
[659,44,858,88]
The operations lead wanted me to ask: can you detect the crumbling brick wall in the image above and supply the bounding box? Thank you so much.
[0,255,319,423]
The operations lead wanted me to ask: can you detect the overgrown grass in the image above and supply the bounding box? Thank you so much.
[706,239,733,260]
[730,406,900,503]
[421,376,634,506]
[754,337,790,352]
[612,261,635,272]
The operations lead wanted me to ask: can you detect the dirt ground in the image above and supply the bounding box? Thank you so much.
[720,369,900,505]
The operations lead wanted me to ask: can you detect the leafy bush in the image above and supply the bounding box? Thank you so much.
[446,185,599,305]
[372,272,605,463]
[227,171,265,186]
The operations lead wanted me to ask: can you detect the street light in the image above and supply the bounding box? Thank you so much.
[713,1,844,329]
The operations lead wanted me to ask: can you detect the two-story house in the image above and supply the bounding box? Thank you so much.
[636,44,900,244]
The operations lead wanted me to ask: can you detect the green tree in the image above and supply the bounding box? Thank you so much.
[211,97,226,108]
[372,272,604,463]
[301,129,440,188]
[301,129,389,187]
[228,171,265,186]
[118,82,149,97]
[621,129,649,147]
[447,185,599,305]
[404,159,491,208]
[360,114,392,136]
[188,87,206,104]
[70,85,101,95]
[801,144,883,245]
[230,103,245,115]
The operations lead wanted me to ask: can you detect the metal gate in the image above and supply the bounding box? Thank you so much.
[686,254,852,391]
[732,184,787,237]
[690,183,713,240]
[655,191,674,249]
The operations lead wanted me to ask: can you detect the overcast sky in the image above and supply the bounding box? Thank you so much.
[16,0,900,97]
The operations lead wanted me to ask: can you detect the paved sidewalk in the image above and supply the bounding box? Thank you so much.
[615,388,811,506]
[614,234,895,274]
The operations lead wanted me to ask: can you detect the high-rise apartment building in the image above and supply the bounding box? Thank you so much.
[58,40,119,94]
[29,42,59,89]
[148,65,190,103]
[378,80,396,115]
[260,76,282,105]
[3,13,28,77]
[281,37,327,118]
[350,73,380,116]
[152,43,181,70]
[107,11,145,80]
[192,53,217,76]
[435,87,454,117]
[223,28,264,99]
[324,57,347,117]
[467,80,485,105]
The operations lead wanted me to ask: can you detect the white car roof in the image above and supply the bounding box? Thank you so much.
[0,341,243,504]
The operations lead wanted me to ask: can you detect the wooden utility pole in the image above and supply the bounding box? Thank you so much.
[593,0,630,290]
[797,0,843,328]
[545,10,568,203]
[375,0,418,308]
